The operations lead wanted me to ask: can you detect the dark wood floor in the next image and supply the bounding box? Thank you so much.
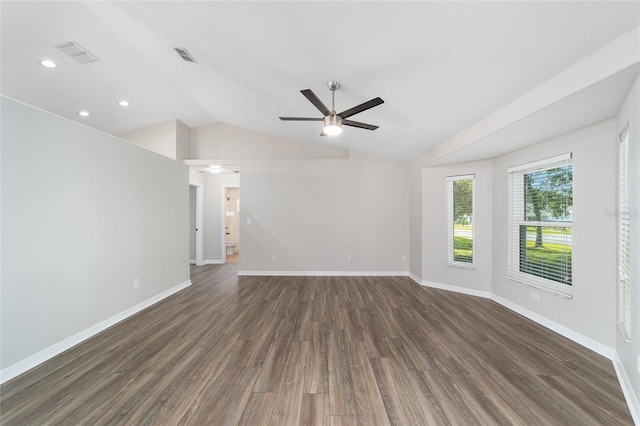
[0,264,633,425]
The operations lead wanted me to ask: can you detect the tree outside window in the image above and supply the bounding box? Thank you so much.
[509,155,573,296]
[447,175,474,267]
[521,165,572,285]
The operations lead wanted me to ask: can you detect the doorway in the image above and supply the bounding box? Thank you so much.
[189,184,204,265]
[223,186,240,263]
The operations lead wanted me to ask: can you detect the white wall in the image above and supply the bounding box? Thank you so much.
[189,168,206,186]
[191,122,349,160]
[176,120,192,161]
[615,73,640,420]
[239,151,409,273]
[421,160,493,294]
[492,120,617,350]
[118,119,191,161]
[190,122,409,273]
[408,162,422,279]
[1,97,190,375]
[118,119,177,159]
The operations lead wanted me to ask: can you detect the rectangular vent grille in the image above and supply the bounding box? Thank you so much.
[54,41,99,64]
[173,47,197,63]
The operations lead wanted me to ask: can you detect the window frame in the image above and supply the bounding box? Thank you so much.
[447,174,475,268]
[507,154,573,297]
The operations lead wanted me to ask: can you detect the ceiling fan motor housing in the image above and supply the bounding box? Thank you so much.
[324,113,342,127]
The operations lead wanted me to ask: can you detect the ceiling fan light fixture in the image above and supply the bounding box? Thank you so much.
[323,114,342,136]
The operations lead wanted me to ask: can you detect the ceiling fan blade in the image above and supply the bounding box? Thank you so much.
[279,117,324,121]
[343,119,379,131]
[301,89,331,116]
[339,97,384,119]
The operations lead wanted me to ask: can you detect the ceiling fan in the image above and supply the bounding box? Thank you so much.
[279,81,384,136]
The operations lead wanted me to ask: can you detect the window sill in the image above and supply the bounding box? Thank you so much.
[507,274,573,299]
[448,262,476,270]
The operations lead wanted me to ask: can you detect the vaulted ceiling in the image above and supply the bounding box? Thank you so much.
[1,1,639,161]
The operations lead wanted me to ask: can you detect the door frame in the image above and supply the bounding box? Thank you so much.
[189,183,204,266]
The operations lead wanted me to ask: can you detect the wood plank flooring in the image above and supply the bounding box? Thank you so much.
[0,264,633,425]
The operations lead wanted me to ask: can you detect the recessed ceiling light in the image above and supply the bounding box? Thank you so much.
[40,59,57,69]
[118,100,129,107]
[77,110,90,117]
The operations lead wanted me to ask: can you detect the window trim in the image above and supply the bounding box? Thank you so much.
[507,154,573,298]
[447,174,475,268]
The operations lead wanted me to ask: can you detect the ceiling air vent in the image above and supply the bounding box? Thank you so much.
[173,47,197,64]
[54,41,99,64]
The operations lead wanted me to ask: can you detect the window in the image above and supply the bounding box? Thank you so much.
[508,154,573,297]
[447,175,475,267]
[618,124,631,341]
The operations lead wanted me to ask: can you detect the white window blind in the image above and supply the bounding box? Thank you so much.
[508,154,573,297]
[447,174,475,267]
[618,124,631,341]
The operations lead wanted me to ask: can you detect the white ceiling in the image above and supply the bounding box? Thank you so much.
[1,1,639,162]
[430,62,640,165]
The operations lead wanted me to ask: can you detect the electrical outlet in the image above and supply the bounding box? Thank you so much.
[247,218,252,225]
[402,255,407,262]
[347,255,352,262]
[271,254,276,261]
[133,279,139,289]
[530,291,540,301]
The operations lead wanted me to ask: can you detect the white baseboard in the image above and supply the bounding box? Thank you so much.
[613,352,640,425]
[421,279,492,299]
[491,294,615,360]
[0,279,192,385]
[205,259,224,265]
[237,270,409,277]
[408,272,422,285]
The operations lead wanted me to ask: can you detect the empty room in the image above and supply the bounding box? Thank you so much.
[1,1,639,424]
